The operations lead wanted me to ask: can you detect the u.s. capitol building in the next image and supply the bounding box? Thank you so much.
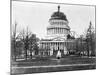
[38,6,77,57]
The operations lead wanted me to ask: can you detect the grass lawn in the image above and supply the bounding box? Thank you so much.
[11,56,96,74]
[12,56,96,66]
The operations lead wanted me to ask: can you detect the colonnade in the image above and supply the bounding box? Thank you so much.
[40,42,66,50]
[47,28,68,34]
[39,42,68,56]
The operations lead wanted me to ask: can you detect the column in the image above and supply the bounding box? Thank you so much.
[54,28,55,34]
[54,43,56,50]
[61,42,63,49]
[56,28,58,34]
[65,29,66,34]
[47,43,48,50]
[45,43,46,49]
[58,28,59,34]
[42,43,44,49]
[63,29,65,34]
[56,28,57,34]
[46,43,47,50]
[50,29,52,34]
[62,29,63,34]
[59,42,60,50]
[58,42,59,50]
[45,43,46,50]
[49,43,50,55]
[60,42,61,50]
[56,42,58,50]
[49,29,50,35]
[52,29,53,34]
[52,28,54,34]
[49,42,51,50]
[51,29,52,34]
[44,43,45,49]
[60,28,61,34]
[50,42,53,56]
[63,29,64,34]
[64,42,67,55]
[50,29,51,34]
[65,29,67,34]
[59,28,60,34]
[47,29,48,35]
[57,28,58,34]
[40,43,42,49]
[56,42,57,50]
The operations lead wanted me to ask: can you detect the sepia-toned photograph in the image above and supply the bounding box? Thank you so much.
[11,0,96,74]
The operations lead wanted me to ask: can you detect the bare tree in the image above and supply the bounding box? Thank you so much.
[18,27,33,60]
[29,34,39,59]
[20,28,29,60]
[11,21,17,61]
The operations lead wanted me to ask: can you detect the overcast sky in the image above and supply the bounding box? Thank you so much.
[12,1,95,39]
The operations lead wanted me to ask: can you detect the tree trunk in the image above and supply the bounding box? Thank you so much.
[25,49,27,60]
[87,40,90,57]
[30,50,32,59]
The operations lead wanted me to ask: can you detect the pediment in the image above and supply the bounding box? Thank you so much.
[52,37,65,41]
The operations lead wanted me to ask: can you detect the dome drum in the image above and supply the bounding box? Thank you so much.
[47,26,70,30]
[49,19,68,25]
[47,27,70,35]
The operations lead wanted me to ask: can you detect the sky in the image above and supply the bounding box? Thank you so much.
[12,1,95,39]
